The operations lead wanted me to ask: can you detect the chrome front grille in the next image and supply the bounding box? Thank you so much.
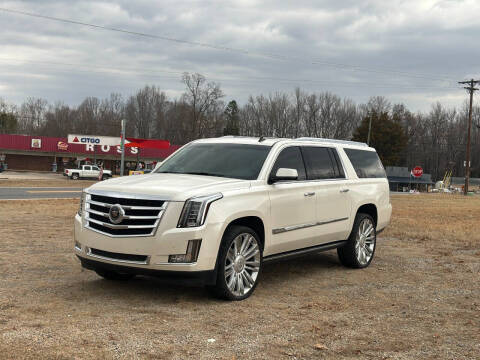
[85,192,167,237]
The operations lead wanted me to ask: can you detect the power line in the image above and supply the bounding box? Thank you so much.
[0,7,458,82]
[0,57,460,90]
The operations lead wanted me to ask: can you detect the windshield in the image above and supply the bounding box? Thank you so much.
[155,143,271,180]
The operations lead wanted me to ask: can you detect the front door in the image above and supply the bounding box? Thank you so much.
[267,146,317,255]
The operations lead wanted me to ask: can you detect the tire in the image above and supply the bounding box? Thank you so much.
[94,268,136,281]
[207,225,262,301]
[101,175,108,181]
[72,173,79,180]
[337,213,376,269]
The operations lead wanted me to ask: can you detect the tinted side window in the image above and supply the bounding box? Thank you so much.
[84,166,91,170]
[301,146,335,180]
[344,149,386,178]
[270,147,306,181]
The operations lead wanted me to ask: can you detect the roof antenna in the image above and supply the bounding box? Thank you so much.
[258,136,266,142]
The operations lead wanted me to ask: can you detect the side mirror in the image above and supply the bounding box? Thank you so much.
[269,168,298,184]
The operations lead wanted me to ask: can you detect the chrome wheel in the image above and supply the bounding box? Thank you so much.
[224,233,261,297]
[355,218,375,266]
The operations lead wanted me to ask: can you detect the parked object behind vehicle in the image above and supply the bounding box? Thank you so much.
[65,165,112,180]
[74,136,391,300]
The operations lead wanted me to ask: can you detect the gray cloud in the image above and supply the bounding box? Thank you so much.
[1,0,479,111]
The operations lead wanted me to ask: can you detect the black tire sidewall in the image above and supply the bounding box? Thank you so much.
[338,213,376,269]
[214,225,263,301]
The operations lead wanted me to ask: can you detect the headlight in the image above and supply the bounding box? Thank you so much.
[78,191,86,216]
[177,193,222,228]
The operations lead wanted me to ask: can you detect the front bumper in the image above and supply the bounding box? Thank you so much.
[78,256,217,285]
[74,200,224,275]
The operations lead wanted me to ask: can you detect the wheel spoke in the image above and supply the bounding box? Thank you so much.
[227,272,236,290]
[364,224,374,237]
[237,274,245,294]
[243,244,259,260]
[240,235,252,256]
[364,245,373,255]
[242,271,254,287]
[365,236,375,245]
[225,268,234,278]
[226,248,235,262]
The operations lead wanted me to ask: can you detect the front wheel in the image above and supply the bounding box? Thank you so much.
[337,213,376,268]
[208,225,262,301]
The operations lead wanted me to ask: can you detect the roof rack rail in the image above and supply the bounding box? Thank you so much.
[296,137,368,147]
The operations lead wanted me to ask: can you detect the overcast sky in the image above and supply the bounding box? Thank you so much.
[1,0,480,112]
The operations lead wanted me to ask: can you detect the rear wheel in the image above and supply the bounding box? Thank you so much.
[208,225,262,300]
[71,173,79,180]
[94,269,136,281]
[337,213,376,268]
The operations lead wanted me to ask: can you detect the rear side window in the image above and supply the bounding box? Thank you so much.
[270,146,306,181]
[84,166,91,170]
[344,149,386,178]
[301,147,337,180]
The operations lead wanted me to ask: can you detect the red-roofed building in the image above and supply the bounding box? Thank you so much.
[0,134,181,174]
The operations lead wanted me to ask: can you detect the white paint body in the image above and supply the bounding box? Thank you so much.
[75,137,391,272]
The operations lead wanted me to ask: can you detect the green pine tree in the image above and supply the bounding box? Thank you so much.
[0,112,17,134]
[352,111,407,166]
[223,100,240,136]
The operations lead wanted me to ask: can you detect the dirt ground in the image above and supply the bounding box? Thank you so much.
[0,194,479,359]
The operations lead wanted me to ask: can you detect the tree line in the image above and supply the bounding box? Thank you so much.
[1,72,479,179]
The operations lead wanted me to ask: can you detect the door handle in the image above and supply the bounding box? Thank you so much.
[304,192,315,197]
[340,189,350,193]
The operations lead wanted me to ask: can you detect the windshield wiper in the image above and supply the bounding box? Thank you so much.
[183,172,229,178]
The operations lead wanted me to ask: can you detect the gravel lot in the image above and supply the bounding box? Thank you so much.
[0,195,479,359]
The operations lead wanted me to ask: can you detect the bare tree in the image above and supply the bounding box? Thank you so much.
[126,86,166,139]
[181,72,224,140]
[19,97,47,134]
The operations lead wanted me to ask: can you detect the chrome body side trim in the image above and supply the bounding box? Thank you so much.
[272,217,349,235]
[85,247,150,265]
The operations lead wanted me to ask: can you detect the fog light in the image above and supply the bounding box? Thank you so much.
[168,239,202,263]
[74,241,82,251]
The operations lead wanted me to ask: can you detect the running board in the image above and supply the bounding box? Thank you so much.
[263,240,347,263]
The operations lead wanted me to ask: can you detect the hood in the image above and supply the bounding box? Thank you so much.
[88,173,251,201]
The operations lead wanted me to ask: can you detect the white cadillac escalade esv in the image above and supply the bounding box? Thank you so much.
[74,136,391,300]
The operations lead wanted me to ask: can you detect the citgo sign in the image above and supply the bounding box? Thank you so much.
[67,134,129,146]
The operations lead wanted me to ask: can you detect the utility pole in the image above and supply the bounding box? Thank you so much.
[458,79,479,195]
[120,118,126,177]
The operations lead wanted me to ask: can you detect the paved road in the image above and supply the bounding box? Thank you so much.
[0,187,83,200]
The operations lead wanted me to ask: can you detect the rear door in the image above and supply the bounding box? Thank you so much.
[83,165,92,177]
[91,166,100,178]
[301,146,352,243]
[267,146,318,254]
